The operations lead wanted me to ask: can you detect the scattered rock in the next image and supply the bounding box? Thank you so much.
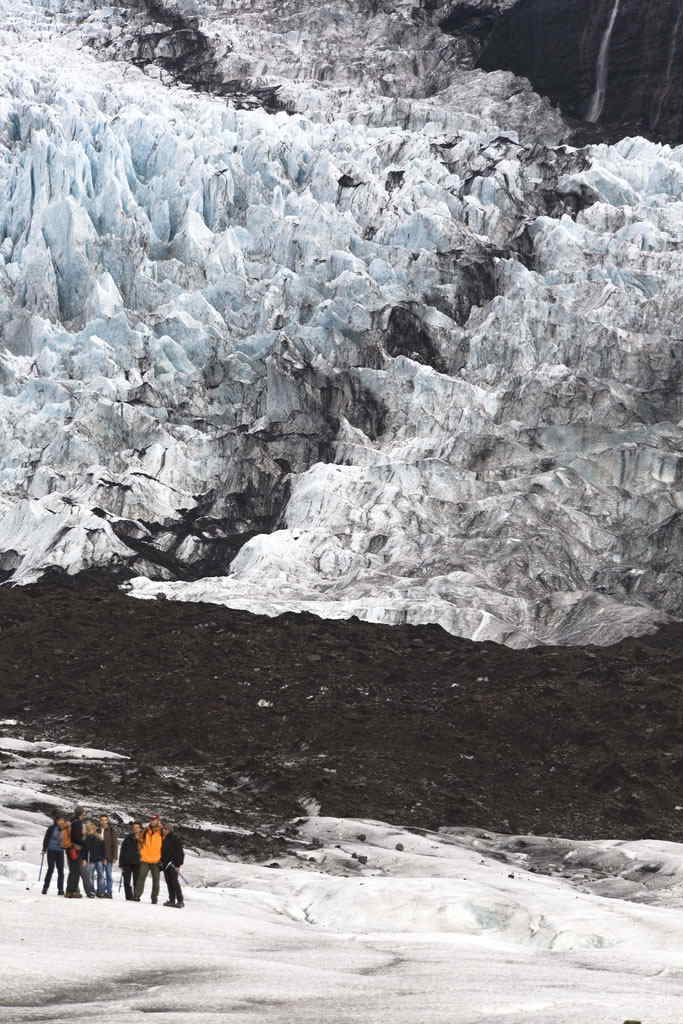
[1,575,683,843]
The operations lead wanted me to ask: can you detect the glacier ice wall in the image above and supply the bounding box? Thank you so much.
[0,0,682,646]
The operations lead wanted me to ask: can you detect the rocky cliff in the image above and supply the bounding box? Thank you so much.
[479,0,683,143]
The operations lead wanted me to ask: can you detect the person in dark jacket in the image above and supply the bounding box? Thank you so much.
[41,813,66,895]
[65,806,93,899]
[118,821,143,901]
[98,814,118,899]
[83,820,107,898]
[161,823,185,908]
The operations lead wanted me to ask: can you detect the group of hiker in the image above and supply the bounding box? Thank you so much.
[41,808,186,908]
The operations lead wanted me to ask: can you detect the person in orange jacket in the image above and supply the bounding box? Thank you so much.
[134,814,163,904]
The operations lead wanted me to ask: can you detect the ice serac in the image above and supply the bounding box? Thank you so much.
[0,0,682,646]
[480,0,683,143]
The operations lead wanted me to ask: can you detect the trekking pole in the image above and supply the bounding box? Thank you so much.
[38,852,44,882]
[165,862,189,887]
[118,873,123,893]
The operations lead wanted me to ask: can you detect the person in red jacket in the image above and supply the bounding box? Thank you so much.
[64,806,95,899]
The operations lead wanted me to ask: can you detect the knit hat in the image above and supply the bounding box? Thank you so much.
[149,813,161,825]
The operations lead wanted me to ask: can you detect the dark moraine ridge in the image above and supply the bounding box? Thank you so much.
[1,572,682,843]
[477,0,683,143]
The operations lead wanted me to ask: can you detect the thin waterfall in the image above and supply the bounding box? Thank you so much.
[586,0,622,123]
[653,0,683,128]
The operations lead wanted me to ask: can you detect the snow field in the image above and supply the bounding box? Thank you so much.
[1,739,683,1022]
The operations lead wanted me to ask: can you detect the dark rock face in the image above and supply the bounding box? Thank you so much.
[384,304,447,372]
[479,0,683,143]
[439,1,503,39]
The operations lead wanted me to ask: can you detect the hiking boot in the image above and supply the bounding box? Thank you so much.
[163,900,176,907]
[175,902,184,909]
[87,893,96,899]
[41,888,48,895]
[151,898,158,905]
[58,890,64,896]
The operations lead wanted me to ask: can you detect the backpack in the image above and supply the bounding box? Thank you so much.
[60,823,71,850]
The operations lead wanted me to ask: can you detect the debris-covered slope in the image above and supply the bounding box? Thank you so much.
[1,1,683,645]
[2,573,683,842]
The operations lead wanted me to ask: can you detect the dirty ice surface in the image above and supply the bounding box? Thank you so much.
[1,735,683,1023]
[0,736,129,760]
